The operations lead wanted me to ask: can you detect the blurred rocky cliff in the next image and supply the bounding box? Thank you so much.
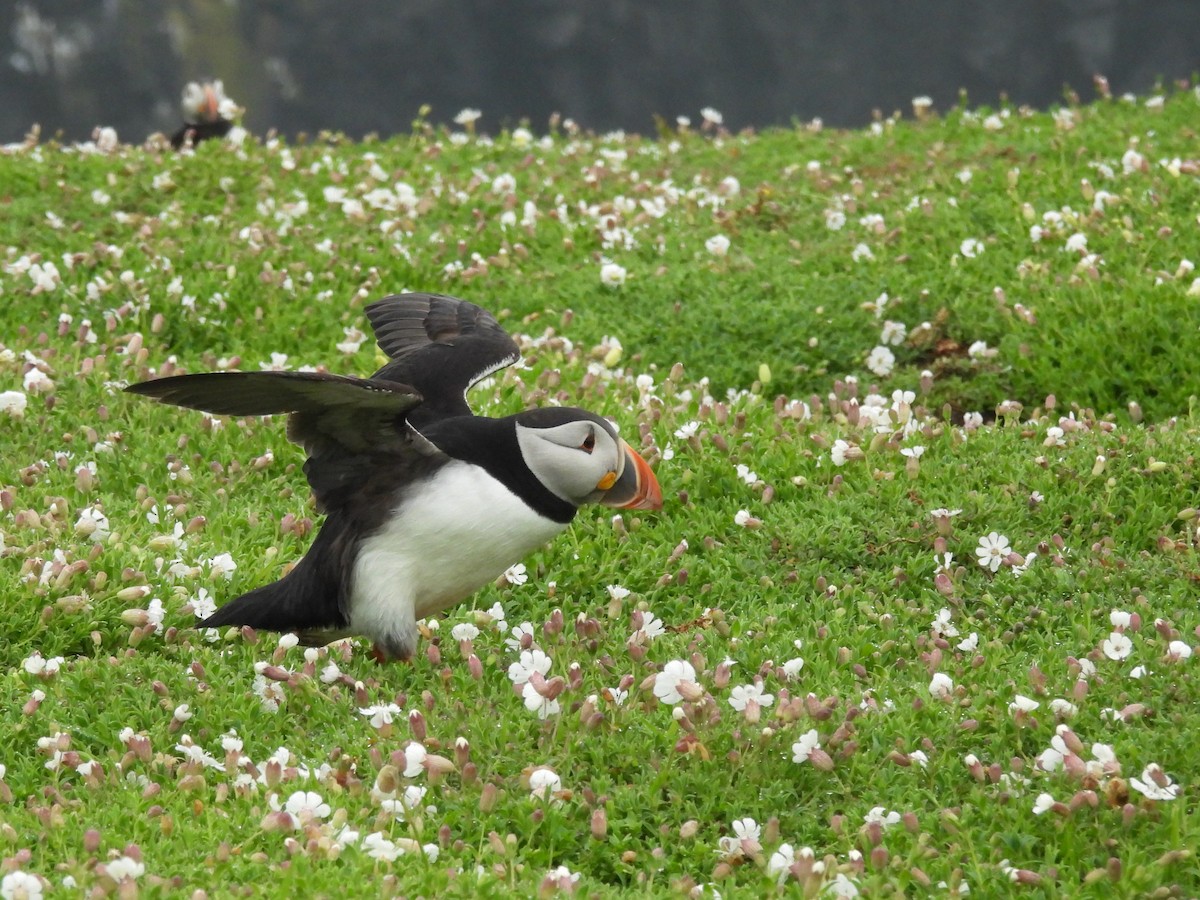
[4,0,1197,142]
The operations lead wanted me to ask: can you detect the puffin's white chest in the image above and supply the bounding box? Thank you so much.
[349,461,566,647]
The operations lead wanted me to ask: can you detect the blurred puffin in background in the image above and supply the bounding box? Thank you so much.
[170,80,239,150]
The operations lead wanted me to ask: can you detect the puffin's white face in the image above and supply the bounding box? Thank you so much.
[516,417,626,506]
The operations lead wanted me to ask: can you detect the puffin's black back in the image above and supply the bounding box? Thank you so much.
[365,294,520,425]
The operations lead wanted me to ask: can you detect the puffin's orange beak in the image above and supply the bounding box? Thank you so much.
[203,85,221,122]
[600,442,663,511]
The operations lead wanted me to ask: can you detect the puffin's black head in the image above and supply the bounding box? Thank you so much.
[513,407,662,511]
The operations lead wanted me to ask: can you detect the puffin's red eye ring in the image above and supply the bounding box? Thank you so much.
[580,429,596,453]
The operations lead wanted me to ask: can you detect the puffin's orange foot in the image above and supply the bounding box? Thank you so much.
[369,644,388,664]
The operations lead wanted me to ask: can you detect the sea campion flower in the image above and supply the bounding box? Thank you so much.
[728,681,774,713]
[653,659,699,705]
[717,817,761,856]
[864,807,901,828]
[1102,632,1133,660]
[508,649,552,687]
[975,532,1011,572]
[632,611,665,642]
[792,729,834,770]
[503,563,528,585]
[359,703,401,730]
[1130,763,1179,801]
[600,260,627,288]
[527,766,561,800]
[705,234,731,257]
[522,683,560,719]
[960,237,984,258]
[283,790,331,824]
[928,672,954,700]
[866,346,895,376]
[0,390,28,418]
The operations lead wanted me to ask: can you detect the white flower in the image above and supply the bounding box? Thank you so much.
[0,390,28,418]
[1032,792,1055,815]
[866,346,895,377]
[453,108,481,126]
[767,843,796,883]
[700,107,723,125]
[851,242,874,262]
[863,807,900,828]
[633,611,665,642]
[606,584,631,602]
[975,532,1011,572]
[358,703,401,729]
[733,816,760,841]
[1103,632,1133,661]
[507,649,552,687]
[362,832,404,861]
[1109,609,1132,629]
[451,623,479,642]
[735,463,760,485]
[191,588,216,619]
[653,659,698,705]
[253,674,284,711]
[502,563,528,585]
[521,682,560,719]
[957,632,979,652]
[733,509,753,527]
[600,261,627,288]
[880,320,907,346]
[674,421,700,440]
[827,872,861,898]
[0,871,43,899]
[402,742,427,778]
[1064,232,1088,253]
[208,552,237,579]
[705,235,731,257]
[104,856,144,882]
[781,657,805,679]
[1008,695,1039,714]
[960,238,984,258]
[528,767,561,799]
[22,652,64,676]
[830,439,850,466]
[1049,698,1078,718]
[1130,763,1179,801]
[931,608,958,637]
[967,340,990,360]
[281,790,331,824]
[791,728,821,763]
[504,621,536,651]
[1167,640,1193,661]
[728,682,774,712]
[928,672,953,700]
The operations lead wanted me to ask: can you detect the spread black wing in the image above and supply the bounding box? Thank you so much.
[124,370,433,510]
[125,370,444,635]
[365,293,520,422]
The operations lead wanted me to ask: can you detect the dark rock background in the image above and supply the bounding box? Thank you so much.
[3,0,1198,143]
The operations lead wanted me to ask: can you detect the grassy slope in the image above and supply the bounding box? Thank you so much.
[1,91,1199,895]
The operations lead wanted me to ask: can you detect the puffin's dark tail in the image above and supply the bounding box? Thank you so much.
[201,522,350,636]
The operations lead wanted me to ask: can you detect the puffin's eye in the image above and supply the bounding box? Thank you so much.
[579,429,596,454]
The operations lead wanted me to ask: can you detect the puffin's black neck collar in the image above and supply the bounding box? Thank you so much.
[419,416,578,524]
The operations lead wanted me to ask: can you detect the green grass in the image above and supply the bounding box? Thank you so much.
[2,89,1200,896]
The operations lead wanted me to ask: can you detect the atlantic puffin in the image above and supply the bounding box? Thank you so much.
[126,293,663,660]
[169,80,236,150]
